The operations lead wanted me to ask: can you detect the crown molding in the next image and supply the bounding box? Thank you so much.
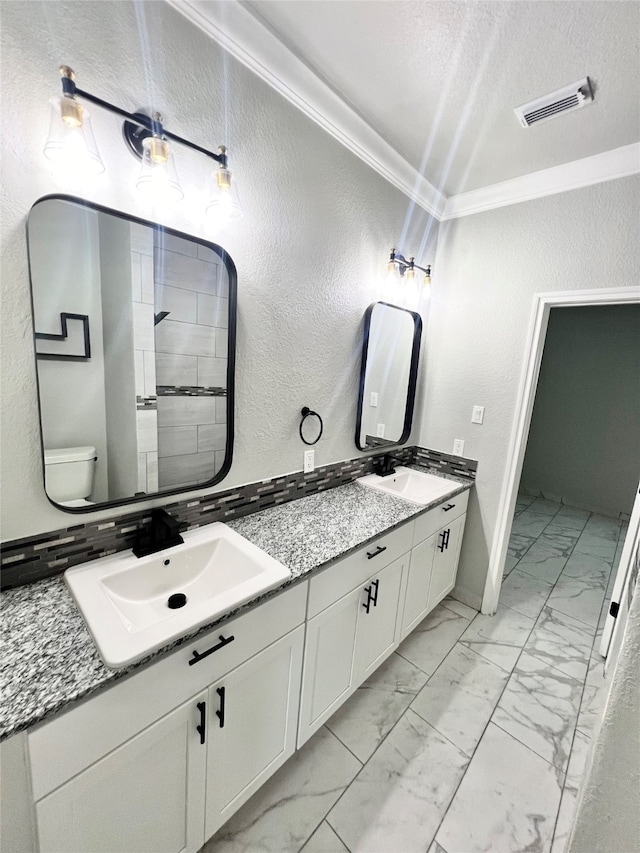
[169,1,638,223]
[168,0,446,219]
[442,143,640,220]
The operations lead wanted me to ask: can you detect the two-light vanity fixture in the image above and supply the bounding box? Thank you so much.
[43,66,242,224]
[386,249,431,287]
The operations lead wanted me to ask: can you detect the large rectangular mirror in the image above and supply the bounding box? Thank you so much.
[355,301,422,450]
[27,195,236,511]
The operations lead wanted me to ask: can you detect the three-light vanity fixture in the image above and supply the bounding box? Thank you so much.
[386,249,431,287]
[43,66,242,223]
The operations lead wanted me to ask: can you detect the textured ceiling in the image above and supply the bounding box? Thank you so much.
[243,0,640,197]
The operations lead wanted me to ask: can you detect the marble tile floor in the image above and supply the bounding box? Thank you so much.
[201,498,627,853]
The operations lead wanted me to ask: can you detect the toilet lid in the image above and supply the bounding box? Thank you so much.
[44,446,97,465]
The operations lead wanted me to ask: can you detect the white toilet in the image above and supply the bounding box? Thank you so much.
[44,446,97,507]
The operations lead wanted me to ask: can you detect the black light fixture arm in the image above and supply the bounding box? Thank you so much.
[59,66,227,166]
[389,248,431,277]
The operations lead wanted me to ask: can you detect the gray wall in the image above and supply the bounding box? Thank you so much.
[0,0,437,541]
[419,176,640,608]
[520,305,640,518]
[27,201,109,503]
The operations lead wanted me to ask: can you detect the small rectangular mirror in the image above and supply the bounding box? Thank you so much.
[27,195,236,511]
[355,301,422,450]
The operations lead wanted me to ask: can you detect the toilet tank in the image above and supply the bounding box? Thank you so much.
[44,446,97,503]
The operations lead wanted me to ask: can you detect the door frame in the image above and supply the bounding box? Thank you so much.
[481,287,640,616]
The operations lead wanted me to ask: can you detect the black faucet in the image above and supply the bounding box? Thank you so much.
[132,508,185,558]
[373,454,403,477]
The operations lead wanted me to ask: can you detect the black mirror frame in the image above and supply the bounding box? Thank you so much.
[355,301,422,452]
[26,194,237,513]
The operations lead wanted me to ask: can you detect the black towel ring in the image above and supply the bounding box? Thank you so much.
[299,407,323,446]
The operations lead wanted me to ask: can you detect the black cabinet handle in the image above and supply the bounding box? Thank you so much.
[196,701,206,745]
[442,503,455,512]
[366,545,387,560]
[438,530,447,552]
[362,585,372,614]
[216,686,226,728]
[444,528,451,550]
[188,634,235,666]
[370,578,380,607]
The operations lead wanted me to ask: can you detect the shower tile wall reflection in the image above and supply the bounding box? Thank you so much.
[154,234,228,489]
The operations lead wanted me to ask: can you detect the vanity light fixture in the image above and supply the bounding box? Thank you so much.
[44,66,242,222]
[386,249,431,287]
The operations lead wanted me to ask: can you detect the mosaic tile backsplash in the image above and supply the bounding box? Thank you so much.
[1,446,476,590]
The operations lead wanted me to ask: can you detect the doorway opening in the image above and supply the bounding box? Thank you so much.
[482,287,639,624]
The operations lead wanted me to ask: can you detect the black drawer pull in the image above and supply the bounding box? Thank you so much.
[444,528,451,550]
[366,545,387,560]
[370,578,380,607]
[438,530,447,552]
[196,701,206,745]
[442,503,455,512]
[362,585,372,614]
[216,686,226,728]
[188,634,235,666]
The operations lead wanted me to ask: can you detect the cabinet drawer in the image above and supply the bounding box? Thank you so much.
[307,523,413,619]
[29,581,307,801]
[412,489,469,547]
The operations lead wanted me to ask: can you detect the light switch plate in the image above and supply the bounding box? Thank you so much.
[453,439,465,455]
[472,406,485,424]
[370,392,379,407]
[376,423,386,438]
[304,450,314,473]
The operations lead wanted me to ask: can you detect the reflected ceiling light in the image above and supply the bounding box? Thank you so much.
[386,249,431,288]
[44,66,241,222]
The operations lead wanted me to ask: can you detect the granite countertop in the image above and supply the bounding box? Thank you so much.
[0,473,472,741]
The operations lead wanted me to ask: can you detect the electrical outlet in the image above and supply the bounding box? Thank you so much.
[370,392,379,407]
[303,450,315,473]
[472,405,485,424]
[453,439,465,456]
[376,423,386,438]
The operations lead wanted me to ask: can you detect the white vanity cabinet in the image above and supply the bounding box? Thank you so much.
[204,625,304,839]
[28,582,307,853]
[297,525,413,746]
[35,694,208,853]
[400,490,469,639]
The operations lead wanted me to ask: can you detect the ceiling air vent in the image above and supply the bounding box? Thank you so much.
[514,78,593,128]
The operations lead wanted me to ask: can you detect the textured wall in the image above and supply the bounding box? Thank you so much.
[520,305,640,517]
[568,580,640,853]
[420,176,640,607]
[0,0,438,541]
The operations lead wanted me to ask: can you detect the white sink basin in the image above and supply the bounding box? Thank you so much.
[358,466,459,506]
[65,522,291,669]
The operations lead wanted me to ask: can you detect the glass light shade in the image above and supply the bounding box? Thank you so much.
[136,136,184,203]
[385,260,399,283]
[44,96,105,178]
[206,167,243,227]
[404,266,416,283]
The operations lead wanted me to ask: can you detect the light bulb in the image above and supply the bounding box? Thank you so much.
[136,136,184,204]
[405,267,416,283]
[44,96,105,181]
[206,165,243,227]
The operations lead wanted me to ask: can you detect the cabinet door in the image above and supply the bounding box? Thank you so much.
[36,694,208,853]
[426,514,466,612]
[297,588,360,747]
[400,532,437,639]
[205,626,304,840]
[354,555,406,681]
